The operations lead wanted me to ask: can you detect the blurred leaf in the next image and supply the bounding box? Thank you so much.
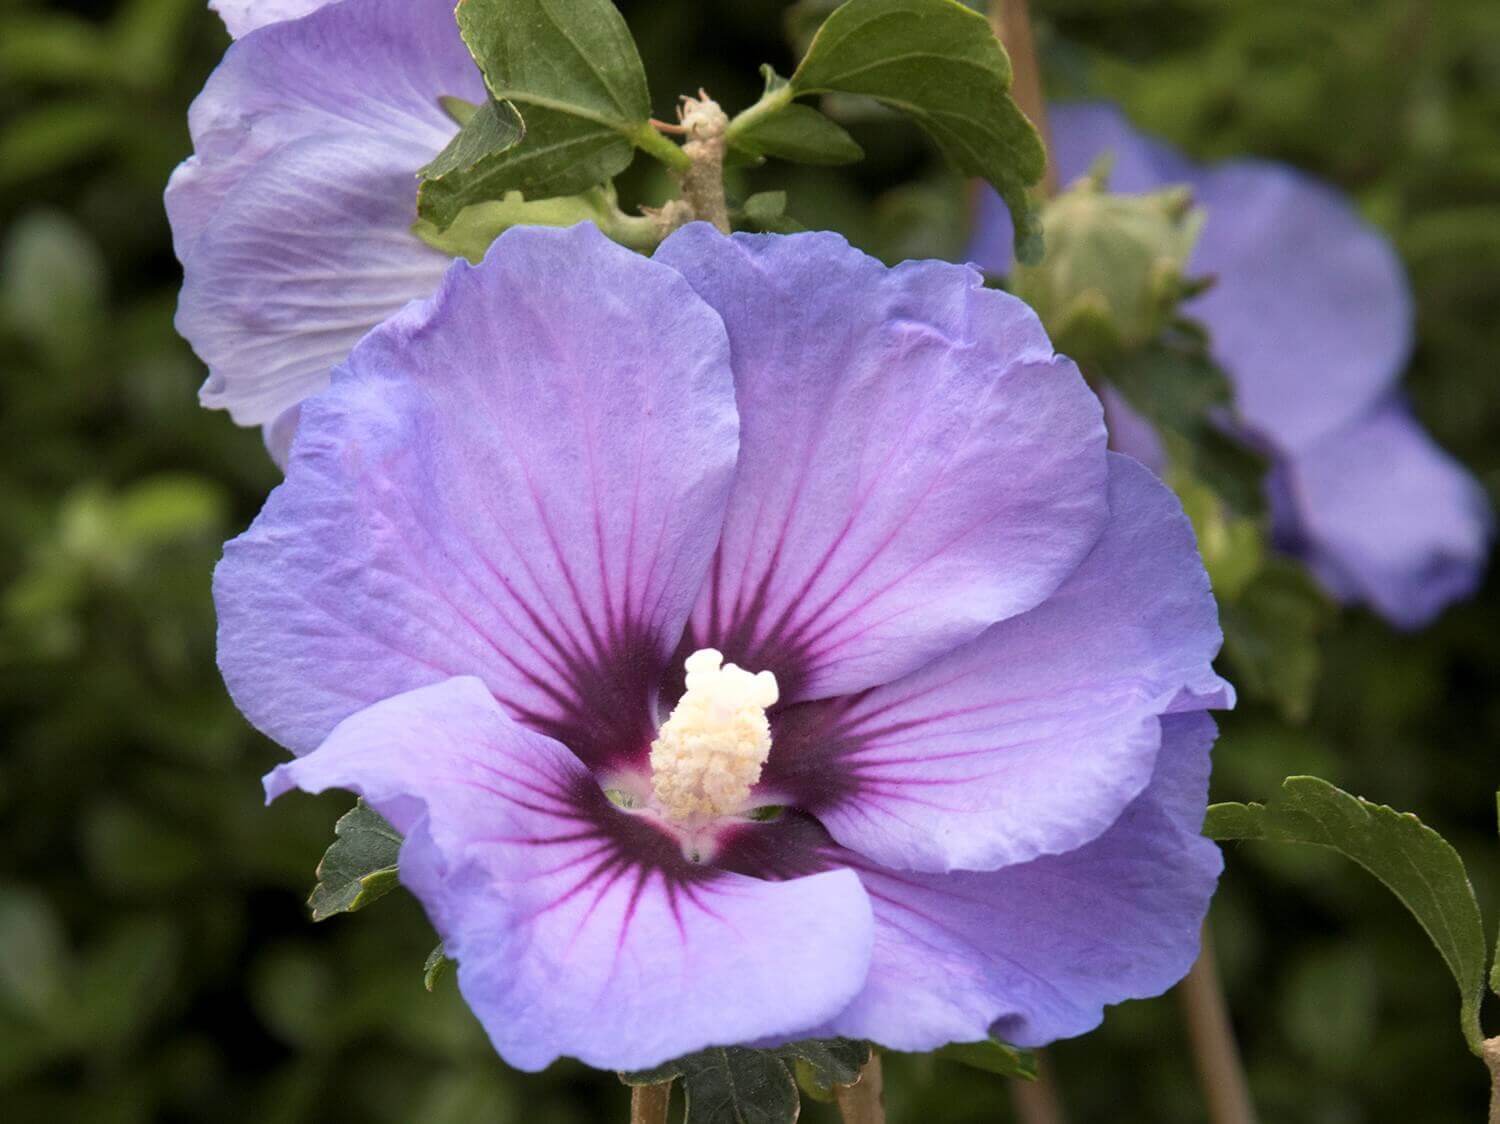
[0,103,118,187]
[623,1039,868,1123]
[787,0,1045,261]
[1220,559,1331,722]
[84,803,204,895]
[73,917,180,1049]
[308,800,402,922]
[0,889,67,1021]
[932,1038,1038,1080]
[1206,776,1488,1055]
[1,209,106,366]
[738,190,805,233]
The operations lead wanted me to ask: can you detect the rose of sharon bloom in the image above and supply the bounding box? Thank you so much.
[220,223,1230,1070]
[972,102,1492,629]
[167,0,480,462]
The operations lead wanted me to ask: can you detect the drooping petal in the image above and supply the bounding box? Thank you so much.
[818,710,1221,1050]
[764,455,1226,873]
[216,224,739,771]
[267,677,875,1072]
[169,0,480,426]
[1272,399,1493,629]
[654,225,1109,703]
[970,102,1411,452]
[1189,160,1412,451]
[210,0,331,38]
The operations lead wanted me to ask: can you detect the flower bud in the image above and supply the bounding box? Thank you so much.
[1011,161,1205,365]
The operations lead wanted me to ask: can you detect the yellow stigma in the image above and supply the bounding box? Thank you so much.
[650,649,779,822]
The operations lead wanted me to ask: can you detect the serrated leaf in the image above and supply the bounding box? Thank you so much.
[1206,776,1487,1055]
[933,1038,1038,1080]
[788,0,1045,262]
[1220,559,1331,722]
[621,1038,867,1123]
[423,943,451,992]
[307,800,402,922]
[729,103,864,166]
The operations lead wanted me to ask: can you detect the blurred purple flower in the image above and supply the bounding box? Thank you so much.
[972,102,1492,629]
[221,223,1228,1069]
[167,0,479,462]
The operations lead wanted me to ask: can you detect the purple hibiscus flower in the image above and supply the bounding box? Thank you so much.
[167,0,481,462]
[973,102,1492,629]
[220,222,1229,1070]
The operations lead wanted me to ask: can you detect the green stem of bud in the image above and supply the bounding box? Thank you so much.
[633,122,694,173]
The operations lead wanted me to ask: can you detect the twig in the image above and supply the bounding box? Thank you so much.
[1176,925,1257,1124]
[835,1050,886,1124]
[1483,1038,1500,1124]
[1009,1049,1067,1124]
[990,0,1057,196]
[630,1081,672,1124]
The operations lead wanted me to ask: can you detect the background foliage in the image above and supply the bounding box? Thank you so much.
[2,0,1498,1119]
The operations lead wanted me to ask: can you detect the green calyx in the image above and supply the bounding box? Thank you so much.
[1011,162,1206,364]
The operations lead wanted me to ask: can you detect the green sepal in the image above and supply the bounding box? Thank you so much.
[784,0,1046,262]
[932,1038,1039,1080]
[306,800,402,922]
[414,185,659,261]
[422,943,451,992]
[620,1038,869,1124]
[1206,776,1488,1055]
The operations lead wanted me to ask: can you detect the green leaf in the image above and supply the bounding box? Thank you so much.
[786,0,1045,262]
[419,0,683,228]
[423,943,451,992]
[418,105,634,231]
[737,191,805,234]
[456,0,652,134]
[419,97,524,183]
[729,102,864,166]
[1220,559,1332,722]
[621,1038,868,1123]
[932,1038,1038,1080]
[307,800,403,922]
[1206,776,1488,1055]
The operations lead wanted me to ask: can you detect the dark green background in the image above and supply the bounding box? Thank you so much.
[3,0,1498,1119]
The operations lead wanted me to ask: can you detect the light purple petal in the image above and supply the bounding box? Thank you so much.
[268,677,875,1071]
[216,224,739,771]
[766,455,1226,873]
[1274,398,1492,629]
[169,0,480,425]
[819,710,1222,1050]
[210,0,331,38]
[1100,384,1167,472]
[1190,161,1412,451]
[970,102,1412,453]
[654,225,1109,703]
[262,403,301,470]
